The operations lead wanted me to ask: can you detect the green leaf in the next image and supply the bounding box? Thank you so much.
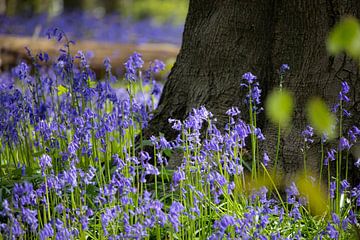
[265,89,294,127]
[306,98,336,139]
[327,16,360,58]
[163,149,173,157]
[57,85,68,96]
[87,77,97,88]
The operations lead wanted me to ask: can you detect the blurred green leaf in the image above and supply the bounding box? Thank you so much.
[306,98,336,139]
[296,173,328,216]
[87,77,97,88]
[57,85,68,96]
[265,89,294,127]
[327,16,360,58]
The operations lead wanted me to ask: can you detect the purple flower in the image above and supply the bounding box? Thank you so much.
[251,85,262,104]
[330,181,336,199]
[124,52,144,81]
[103,57,112,73]
[263,152,270,167]
[13,62,30,81]
[21,207,38,232]
[338,81,350,102]
[12,219,24,237]
[332,213,340,225]
[326,223,339,239]
[40,223,54,240]
[46,27,64,42]
[242,72,257,84]
[168,201,184,232]
[280,64,290,74]
[340,179,350,193]
[339,137,350,151]
[254,127,265,141]
[226,107,241,117]
[150,59,165,73]
[168,118,182,131]
[324,149,336,166]
[172,167,186,187]
[218,215,235,231]
[289,204,301,220]
[355,158,360,168]
[286,182,299,204]
[302,125,314,143]
[39,154,52,174]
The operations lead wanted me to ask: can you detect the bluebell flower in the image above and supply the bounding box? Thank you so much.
[286,182,299,204]
[339,137,350,151]
[242,72,257,84]
[338,81,350,102]
[324,148,336,166]
[172,167,185,187]
[168,201,184,232]
[302,125,314,143]
[150,59,165,73]
[326,223,339,239]
[289,204,301,220]
[263,152,270,167]
[39,154,52,174]
[355,158,360,168]
[280,64,290,74]
[13,62,30,82]
[46,27,64,42]
[12,218,24,237]
[226,107,241,117]
[330,181,336,199]
[103,57,112,73]
[40,223,54,240]
[331,213,340,225]
[251,85,262,105]
[340,179,350,193]
[124,52,144,81]
[254,127,265,141]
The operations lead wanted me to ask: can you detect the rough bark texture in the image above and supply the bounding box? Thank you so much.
[145,0,360,183]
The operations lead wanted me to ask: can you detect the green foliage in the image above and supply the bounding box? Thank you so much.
[265,89,294,127]
[306,97,336,138]
[120,0,188,24]
[327,16,360,59]
[57,84,68,96]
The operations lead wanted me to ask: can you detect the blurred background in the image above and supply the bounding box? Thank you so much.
[0,0,188,75]
[0,0,187,44]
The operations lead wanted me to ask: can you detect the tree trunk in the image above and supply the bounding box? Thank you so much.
[145,0,360,182]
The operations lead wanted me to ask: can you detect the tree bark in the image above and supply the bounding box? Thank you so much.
[145,0,360,182]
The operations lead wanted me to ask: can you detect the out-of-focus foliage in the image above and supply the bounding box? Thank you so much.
[327,16,360,59]
[265,89,294,127]
[120,0,189,24]
[1,0,188,25]
[306,97,336,139]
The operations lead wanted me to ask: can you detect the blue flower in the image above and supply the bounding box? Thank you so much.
[242,72,257,84]
[263,152,270,167]
[168,201,184,232]
[326,223,339,239]
[340,179,350,193]
[339,137,350,151]
[124,52,144,81]
[324,149,336,165]
[280,64,290,74]
[40,223,54,240]
[302,125,314,144]
[330,181,336,199]
[39,154,52,174]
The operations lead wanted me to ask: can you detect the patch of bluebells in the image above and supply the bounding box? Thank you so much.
[1,37,360,240]
[0,12,183,45]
